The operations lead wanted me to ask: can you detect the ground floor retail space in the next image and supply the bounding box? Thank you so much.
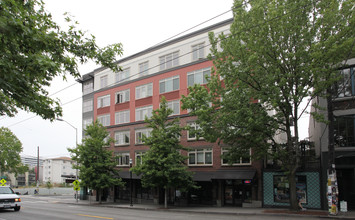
[108,169,262,207]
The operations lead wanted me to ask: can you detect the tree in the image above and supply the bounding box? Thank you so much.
[131,97,196,208]
[182,0,354,210]
[46,178,53,195]
[0,0,123,120]
[0,127,28,176]
[68,121,123,203]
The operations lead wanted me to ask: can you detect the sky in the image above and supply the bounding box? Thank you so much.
[1,0,310,159]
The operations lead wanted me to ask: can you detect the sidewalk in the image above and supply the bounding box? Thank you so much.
[59,198,355,219]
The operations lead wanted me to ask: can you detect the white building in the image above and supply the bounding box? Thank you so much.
[43,157,76,184]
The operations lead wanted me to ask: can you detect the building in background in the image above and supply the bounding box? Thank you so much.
[79,18,265,207]
[309,58,355,210]
[42,157,76,184]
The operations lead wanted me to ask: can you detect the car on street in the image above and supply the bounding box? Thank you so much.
[0,186,21,211]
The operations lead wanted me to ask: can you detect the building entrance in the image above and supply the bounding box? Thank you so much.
[224,180,252,206]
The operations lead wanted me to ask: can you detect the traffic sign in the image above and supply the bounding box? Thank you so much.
[73,180,79,186]
[73,186,80,191]
[0,179,6,186]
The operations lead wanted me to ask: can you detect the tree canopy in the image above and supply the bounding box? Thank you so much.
[68,121,123,203]
[182,0,354,210]
[0,0,123,120]
[0,127,28,175]
[132,97,196,208]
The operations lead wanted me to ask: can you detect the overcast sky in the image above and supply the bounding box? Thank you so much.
[1,0,310,159]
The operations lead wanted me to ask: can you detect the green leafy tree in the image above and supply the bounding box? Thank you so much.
[0,0,123,120]
[68,121,123,203]
[182,0,354,210]
[132,97,196,208]
[46,178,53,194]
[0,127,28,176]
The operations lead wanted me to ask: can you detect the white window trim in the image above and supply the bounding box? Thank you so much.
[135,105,153,121]
[115,152,130,167]
[97,95,110,108]
[159,75,179,94]
[83,117,93,129]
[135,151,146,165]
[100,75,108,89]
[97,114,110,126]
[114,131,130,146]
[135,83,153,100]
[187,67,211,87]
[221,148,252,166]
[139,61,149,76]
[83,81,93,95]
[159,51,179,70]
[83,99,93,113]
[115,68,130,83]
[188,148,213,166]
[135,128,152,144]
[192,43,205,61]
[187,122,204,141]
[115,89,130,104]
[166,99,180,116]
[115,110,130,125]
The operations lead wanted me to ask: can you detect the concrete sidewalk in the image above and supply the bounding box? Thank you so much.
[58,198,355,219]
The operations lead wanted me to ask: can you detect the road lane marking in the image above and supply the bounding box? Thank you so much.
[76,214,113,219]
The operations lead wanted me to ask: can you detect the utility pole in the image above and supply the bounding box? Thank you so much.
[37,146,39,188]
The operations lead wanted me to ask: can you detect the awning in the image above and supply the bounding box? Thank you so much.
[192,170,256,181]
[118,171,141,180]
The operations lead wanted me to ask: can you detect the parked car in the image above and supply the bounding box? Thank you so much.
[0,186,21,211]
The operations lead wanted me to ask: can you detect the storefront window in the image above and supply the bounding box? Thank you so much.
[273,175,307,203]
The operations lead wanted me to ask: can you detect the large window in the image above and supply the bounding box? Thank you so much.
[116,68,130,83]
[273,175,307,204]
[192,43,204,61]
[188,148,212,165]
[83,81,93,95]
[159,75,179,93]
[83,99,93,113]
[83,118,93,129]
[116,89,130,104]
[115,152,130,167]
[139,61,149,76]
[334,115,355,147]
[100,75,108,89]
[187,122,203,140]
[115,110,130,124]
[135,105,152,121]
[136,83,153,99]
[135,152,146,165]
[221,148,251,165]
[97,95,110,108]
[97,114,110,126]
[334,67,354,98]
[159,51,179,70]
[187,68,211,86]
[135,128,152,144]
[114,131,130,146]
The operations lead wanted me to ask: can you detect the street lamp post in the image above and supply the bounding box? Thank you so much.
[57,118,78,203]
[129,158,133,207]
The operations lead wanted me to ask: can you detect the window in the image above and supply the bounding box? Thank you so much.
[114,131,130,146]
[166,100,180,116]
[83,118,93,129]
[115,152,130,166]
[115,68,130,83]
[135,152,146,165]
[139,61,149,76]
[97,95,110,108]
[334,114,355,147]
[192,43,204,61]
[135,105,153,121]
[187,68,211,87]
[115,110,130,124]
[187,122,203,140]
[97,114,110,126]
[273,175,307,204]
[188,148,212,165]
[116,89,130,104]
[159,51,179,70]
[100,75,108,88]
[221,148,251,165]
[333,67,354,98]
[83,99,93,113]
[83,81,93,95]
[136,83,153,99]
[135,128,152,144]
[159,75,179,93]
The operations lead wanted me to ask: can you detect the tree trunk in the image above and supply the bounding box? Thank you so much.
[164,188,168,209]
[98,189,102,204]
[288,170,298,210]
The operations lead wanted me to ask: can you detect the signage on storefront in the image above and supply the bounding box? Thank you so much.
[244,180,252,184]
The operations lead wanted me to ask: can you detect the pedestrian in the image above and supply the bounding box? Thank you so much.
[297,191,306,211]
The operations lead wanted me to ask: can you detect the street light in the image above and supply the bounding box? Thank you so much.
[57,118,78,203]
[129,158,133,207]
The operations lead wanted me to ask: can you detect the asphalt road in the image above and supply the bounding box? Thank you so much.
[0,195,317,220]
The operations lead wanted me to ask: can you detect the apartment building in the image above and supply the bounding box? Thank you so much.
[79,18,263,207]
[42,157,76,184]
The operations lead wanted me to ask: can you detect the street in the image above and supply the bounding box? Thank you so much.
[0,195,320,220]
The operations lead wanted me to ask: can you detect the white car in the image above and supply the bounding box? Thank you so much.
[0,186,21,211]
